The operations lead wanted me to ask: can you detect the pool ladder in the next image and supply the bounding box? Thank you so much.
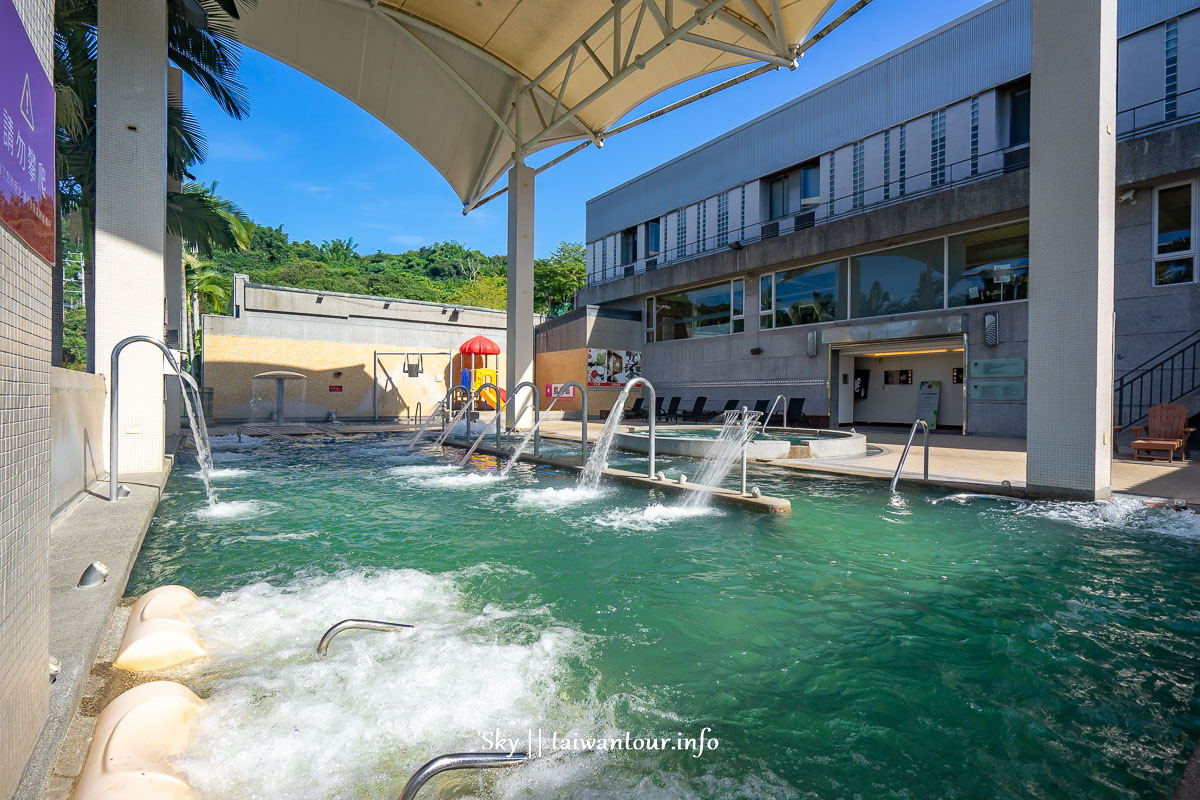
[889,418,930,492]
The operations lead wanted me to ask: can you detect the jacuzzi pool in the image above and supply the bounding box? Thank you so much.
[617,425,868,459]
[127,434,1200,799]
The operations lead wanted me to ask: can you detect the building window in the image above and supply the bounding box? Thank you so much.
[651,279,744,341]
[883,130,891,201]
[828,151,836,215]
[645,296,655,343]
[852,141,865,210]
[647,219,660,257]
[676,208,688,259]
[761,260,846,329]
[850,238,945,318]
[740,185,746,240]
[930,108,947,187]
[768,176,788,219]
[759,274,774,330]
[620,226,638,266]
[898,124,907,197]
[601,238,607,276]
[699,198,708,251]
[798,161,820,209]
[948,221,1030,306]
[970,96,980,176]
[1009,86,1030,147]
[1166,19,1179,121]
[1154,182,1195,286]
[717,192,729,247]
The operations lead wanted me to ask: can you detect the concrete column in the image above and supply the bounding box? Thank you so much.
[505,160,535,429]
[164,66,184,438]
[1026,0,1117,499]
[95,0,168,473]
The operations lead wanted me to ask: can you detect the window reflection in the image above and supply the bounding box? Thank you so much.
[948,222,1029,306]
[1158,185,1192,254]
[851,240,945,318]
[773,261,844,326]
[655,281,738,340]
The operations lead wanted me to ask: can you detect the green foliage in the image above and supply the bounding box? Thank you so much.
[196,212,584,316]
[62,307,87,369]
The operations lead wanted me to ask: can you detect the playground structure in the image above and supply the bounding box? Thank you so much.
[459,335,507,410]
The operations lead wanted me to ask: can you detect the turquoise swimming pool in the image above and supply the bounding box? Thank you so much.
[129,433,1200,799]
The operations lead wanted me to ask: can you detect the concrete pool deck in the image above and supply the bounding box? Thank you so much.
[17,452,176,800]
[536,421,1200,506]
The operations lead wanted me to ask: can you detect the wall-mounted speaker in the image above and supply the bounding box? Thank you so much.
[984,312,999,346]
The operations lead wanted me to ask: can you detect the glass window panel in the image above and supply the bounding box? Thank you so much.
[655,281,736,341]
[772,260,845,326]
[948,222,1030,306]
[1009,88,1030,146]
[851,240,945,318]
[1155,257,1194,286]
[760,314,774,330]
[1157,185,1192,254]
[759,274,773,313]
[799,164,820,208]
[769,177,788,219]
[646,220,660,256]
[732,279,744,317]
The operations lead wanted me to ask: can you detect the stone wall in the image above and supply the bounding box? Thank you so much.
[50,369,108,516]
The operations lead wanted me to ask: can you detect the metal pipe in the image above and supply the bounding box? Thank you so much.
[889,419,930,492]
[550,381,589,465]
[763,394,786,433]
[397,752,527,800]
[741,405,749,495]
[507,381,541,455]
[109,336,191,502]
[622,377,656,477]
[317,618,413,657]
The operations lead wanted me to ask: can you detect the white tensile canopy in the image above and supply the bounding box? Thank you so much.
[234,0,840,209]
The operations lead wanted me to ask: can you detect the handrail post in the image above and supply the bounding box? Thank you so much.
[889,418,930,493]
[396,753,526,800]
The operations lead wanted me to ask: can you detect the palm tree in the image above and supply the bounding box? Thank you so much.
[320,237,359,269]
[54,0,255,369]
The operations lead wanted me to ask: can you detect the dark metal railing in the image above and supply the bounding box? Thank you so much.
[1114,329,1200,427]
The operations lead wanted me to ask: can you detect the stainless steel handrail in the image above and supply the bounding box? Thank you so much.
[889,419,930,492]
[550,381,589,465]
[762,394,787,434]
[109,335,198,502]
[397,752,527,800]
[316,618,414,656]
[623,377,656,477]
[459,382,505,464]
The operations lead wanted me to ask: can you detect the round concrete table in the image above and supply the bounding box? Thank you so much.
[252,371,307,425]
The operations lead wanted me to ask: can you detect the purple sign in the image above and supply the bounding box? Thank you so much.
[1,0,55,263]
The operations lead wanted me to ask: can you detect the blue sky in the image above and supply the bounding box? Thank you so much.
[187,0,990,258]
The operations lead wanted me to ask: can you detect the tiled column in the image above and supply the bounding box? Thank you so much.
[95,0,167,473]
[164,66,183,437]
[505,160,535,428]
[1,4,55,796]
[1026,0,1117,499]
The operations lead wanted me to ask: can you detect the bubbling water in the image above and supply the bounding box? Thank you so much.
[178,374,218,506]
[174,568,615,800]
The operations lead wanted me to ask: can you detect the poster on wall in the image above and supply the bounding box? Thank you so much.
[917,381,941,426]
[0,1,55,263]
[853,369,870,400]
[587,348,642,387]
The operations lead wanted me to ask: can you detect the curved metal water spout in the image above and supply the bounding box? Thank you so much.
[459,382,505,463]
[397,752,527,800]
[109,336,199,502]
[623,377,656,477]
[762,394,787,434]
[550,380,589,465]
[508,381,540,455]
[317,618,414,656]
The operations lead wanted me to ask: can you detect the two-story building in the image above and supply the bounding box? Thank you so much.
[564,0,1200,438]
